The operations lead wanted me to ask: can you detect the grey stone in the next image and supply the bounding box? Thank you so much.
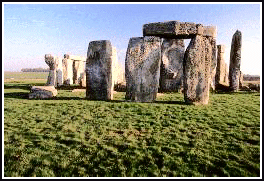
[143,21,216,39]
[229,30,242,91]
[215,45,229,86]
[125,36,161,102]
[45,54,57,86]
[86,40,114,100]
[62,56,74,85]
[159,38,185,92]
[239,71,243,88]
[183,35,212,105]
[29,86,57,99]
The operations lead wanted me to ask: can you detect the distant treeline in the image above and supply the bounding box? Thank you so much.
[21,68,49,72]
[243,74,260,81]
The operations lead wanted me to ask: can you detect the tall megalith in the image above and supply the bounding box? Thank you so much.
[229,30,242,91]
[125,36,161,102]
[215,45,229,86]
[62,54,74,85]
[86,40,114,100]
[45,54,57,86]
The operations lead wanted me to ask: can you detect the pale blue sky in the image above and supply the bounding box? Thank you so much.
[3,3,261,75]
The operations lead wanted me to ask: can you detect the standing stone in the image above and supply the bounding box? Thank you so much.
[215,45,228,86]
[73,60,80,84]
[210,37,217,91]
[183,35,211,105]
[86,40,114,100]
[159,38,185,92]
[239,70,243,88]
[62,54,74,85]
[125,36,161,102]
[56,57,64,86]
[224,63,229,85]
[229,30,242,91]
[45,54,57,86]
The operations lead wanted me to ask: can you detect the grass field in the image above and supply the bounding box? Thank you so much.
[3,72,261,177]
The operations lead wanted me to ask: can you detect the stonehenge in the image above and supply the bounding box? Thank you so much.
[40,21,244,104]
[229,30,242,91]
[141,20,217,104]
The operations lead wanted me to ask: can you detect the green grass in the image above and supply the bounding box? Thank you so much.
[4,79,260,177]
[4,71,49,79]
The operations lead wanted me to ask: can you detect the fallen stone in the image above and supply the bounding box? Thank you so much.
[29,86,57,99]
[86,40,114,100]
[125,36,161,102]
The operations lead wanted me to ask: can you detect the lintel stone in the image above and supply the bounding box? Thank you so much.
[143,21,216,38]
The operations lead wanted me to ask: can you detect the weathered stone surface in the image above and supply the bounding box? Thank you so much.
[229,30,242,91]
[183,35,212,105]
[79,72,86,87]
[45,54,57,86]
[73,60,80,84]
[215,45,229,86]
[239,71,243,88]
[209,37,217,90]
[159,38,185,92]
[224,63,229,85]
[125,36,161,102]
[29,86,57,99]
[56,57,64,86]
[62,56,74,85]
[143,21,216,39]
[86,40,114,100]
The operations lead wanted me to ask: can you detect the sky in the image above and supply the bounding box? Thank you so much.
[3,3,262,75]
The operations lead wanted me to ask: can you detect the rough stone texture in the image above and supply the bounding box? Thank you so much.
[229,30,242,91]
[45,54,57,86]
[29,86,57,99]
[215,45,229,86]
[209,37,217,90]
[143,21,216,39]
[62,55,74,85]
[78,60,86,86]
[183,35,212,105]
[125,36,161,102]
[239,71,243,88]
[159,38,185,92]
[56,57,64,86]
[86,40,114,100]
[73,60,81,84]
[224,63,229,85]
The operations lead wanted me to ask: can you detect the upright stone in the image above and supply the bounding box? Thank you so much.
[239,70,243,88]
[45,54,57,86]
[125,36,161,102]
[62,54,74,85]
[215,45,228,85]
[73,60,80,84]
[183,35,211,105]
[229,30,242,91]
[159,38,185,92]
[86,40,114,100]
[224,63,229,84]
[56,57,64,86]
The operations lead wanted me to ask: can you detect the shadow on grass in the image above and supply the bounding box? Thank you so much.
[154,100,188,105]
[4,84,31,90]
[213,91,260,95]
[4,92,29,99]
